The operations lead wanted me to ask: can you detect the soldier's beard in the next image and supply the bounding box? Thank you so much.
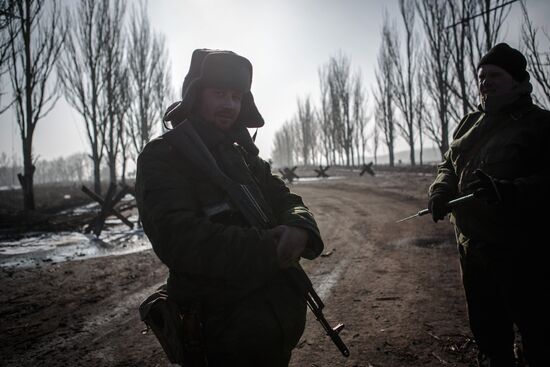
[481,79,532,113]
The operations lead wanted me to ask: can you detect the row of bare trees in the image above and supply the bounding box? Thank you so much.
[58,0,171,195]
[272,0,549,168]
[1,0,65,211]
[520,2,550,107]
[0,0,171,212]
[272,53,370,167]
[0,152,92,186]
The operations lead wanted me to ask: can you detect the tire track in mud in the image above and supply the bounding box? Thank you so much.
[2,175,475,367]
[50,183,404,366]
[303,189,369,303]
[3,280,165,367]
[2,248,168,367]
[313,258,351,300]
[289,183,471,367]
[292,186,375,366]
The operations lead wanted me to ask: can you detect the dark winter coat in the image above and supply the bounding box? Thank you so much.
[429,95,550,246]
[135,117,324,358]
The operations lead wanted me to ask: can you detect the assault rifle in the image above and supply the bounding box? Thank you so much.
[164,121,350,358]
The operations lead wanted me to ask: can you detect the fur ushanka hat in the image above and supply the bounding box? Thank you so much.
[163,49,264,129]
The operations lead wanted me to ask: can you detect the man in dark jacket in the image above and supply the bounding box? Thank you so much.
[428,43,550,366]
[135,49,324,366]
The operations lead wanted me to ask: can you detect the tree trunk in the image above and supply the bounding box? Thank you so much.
[409,134,415,166]
[19,138,36,211]
[120,151,127,185]
[92,150,101,195]
[419,134,424,165]
[109,153,116,187]
[389,145,395,167]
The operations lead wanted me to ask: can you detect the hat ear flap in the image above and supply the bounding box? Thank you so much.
[163,101,186,128]
[238,92,264,128]
[164,50,265,129]
[164,81,202,128]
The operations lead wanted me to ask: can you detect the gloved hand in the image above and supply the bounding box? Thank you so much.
[428,191,453,223]
[466,169,517,205]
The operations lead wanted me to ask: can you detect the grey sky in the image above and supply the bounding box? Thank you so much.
[1,0,549,163]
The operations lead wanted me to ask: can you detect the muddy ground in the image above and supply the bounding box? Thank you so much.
[0,169,478,366]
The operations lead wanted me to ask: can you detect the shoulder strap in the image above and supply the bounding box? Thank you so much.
[164,121,274,229]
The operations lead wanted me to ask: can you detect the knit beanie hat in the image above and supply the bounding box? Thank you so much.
[477,43,529,82]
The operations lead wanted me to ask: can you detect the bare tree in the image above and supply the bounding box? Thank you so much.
[296,95,316,166]
[100,0,127,186]
[372,115,380,166]
[446,0,477,119]
[0,1,15,65]
[151,34,172,132]
[328,52,353,166]
[32,153,90,184]
[352,70,369,165]
[58,0,107,195]
[127,0,171,158]
[271,120,296,168]
[415,68,427,164]
[117,72,132,184]
[0,152,14,186]
[318,64,336,165]
[417,0,454,158]
[472,0,512,55]
[520,1,550,108]
[1,0,16,101]
[374,18,397,167]
[66,153,91,184]
[387,0,420,165]
[6,0,65,211]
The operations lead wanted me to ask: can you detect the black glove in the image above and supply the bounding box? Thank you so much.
[428,191,453,223]
[466,169,517,205]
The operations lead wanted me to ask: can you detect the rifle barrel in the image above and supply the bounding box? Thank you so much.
[396,193,476,223]
[306,289,350,357]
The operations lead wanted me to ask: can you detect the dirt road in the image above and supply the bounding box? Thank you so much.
[0,171,477,366]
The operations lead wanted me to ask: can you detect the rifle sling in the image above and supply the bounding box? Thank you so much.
[164,121,273,229]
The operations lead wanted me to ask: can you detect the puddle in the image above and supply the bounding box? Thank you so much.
[0,215,151,268]
[0,196,150,268]
[293,176,346,183]
[392,237,449,249]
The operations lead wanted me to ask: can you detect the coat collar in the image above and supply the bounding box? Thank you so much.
[189,117,231,150]
[164,116,260,157]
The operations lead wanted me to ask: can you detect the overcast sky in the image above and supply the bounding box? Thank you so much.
[1,0,549,163]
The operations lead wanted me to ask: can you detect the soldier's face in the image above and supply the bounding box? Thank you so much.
[197,87,243,131]
[477,64,518,100]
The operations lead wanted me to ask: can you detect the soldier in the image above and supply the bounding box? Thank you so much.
[428,43,550,366]
[135,49,324,366]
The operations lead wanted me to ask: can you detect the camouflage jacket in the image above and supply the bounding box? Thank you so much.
[429,95,550,245]
[135,118,324,344]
